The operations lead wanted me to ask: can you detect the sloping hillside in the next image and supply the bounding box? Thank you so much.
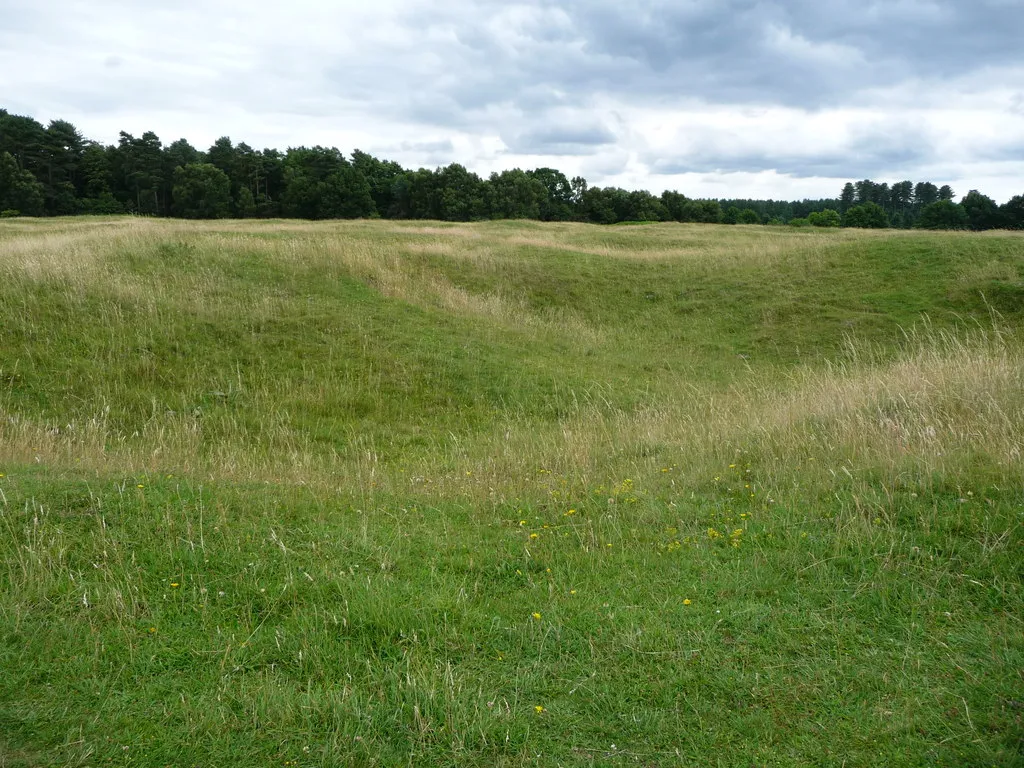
[1,218,1021,766]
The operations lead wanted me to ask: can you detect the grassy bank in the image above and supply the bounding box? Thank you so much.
[1,218,1021,766]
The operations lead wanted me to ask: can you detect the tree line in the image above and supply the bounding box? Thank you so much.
[1,108,1022,229]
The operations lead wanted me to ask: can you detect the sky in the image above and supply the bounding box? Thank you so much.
[2,0,1023,202]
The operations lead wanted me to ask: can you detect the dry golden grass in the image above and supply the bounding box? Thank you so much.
[3,322,1018,506]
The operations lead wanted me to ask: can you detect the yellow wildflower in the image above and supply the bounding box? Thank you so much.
[683,599,692,606]
[531,612,541,620]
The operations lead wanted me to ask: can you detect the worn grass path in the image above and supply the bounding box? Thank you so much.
[0,218,1022,766]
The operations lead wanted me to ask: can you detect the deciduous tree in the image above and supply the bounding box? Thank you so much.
[960,190,1002,230]
[1000,195,1024,229]
[916,200,968,230]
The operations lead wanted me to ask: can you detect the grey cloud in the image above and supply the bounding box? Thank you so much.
[8,0,1022,124]
[646,132,935,179]
[377,0,1024,123]
[502,123,616,155]
[569,0,1024,102]
[972,140,1024,163]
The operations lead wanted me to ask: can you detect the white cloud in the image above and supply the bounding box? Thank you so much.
[763,23,863,69]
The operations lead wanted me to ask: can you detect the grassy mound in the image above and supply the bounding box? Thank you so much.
[1,218,1021,766]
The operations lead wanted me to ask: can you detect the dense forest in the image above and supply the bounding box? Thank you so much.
[2,108,1022,229]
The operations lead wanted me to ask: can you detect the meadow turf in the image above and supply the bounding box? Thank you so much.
[0,217,1021,766]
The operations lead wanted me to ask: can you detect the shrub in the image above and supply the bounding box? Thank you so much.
[844,202,889,228]
[808,209,841,227]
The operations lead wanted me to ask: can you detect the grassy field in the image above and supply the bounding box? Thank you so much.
[0,217,1021,766]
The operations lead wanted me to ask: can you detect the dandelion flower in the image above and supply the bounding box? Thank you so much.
[683,599,692,606]
[570,589,577,595]
[170,582,180,588]
[530,533,539,540]
[534,705,545,713]
[531,612,541,620]
[137,484,145,489]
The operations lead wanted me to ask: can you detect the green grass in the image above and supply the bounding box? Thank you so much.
[0,218,1022,766]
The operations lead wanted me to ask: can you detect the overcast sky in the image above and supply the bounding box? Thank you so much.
[2,0,1023,201]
